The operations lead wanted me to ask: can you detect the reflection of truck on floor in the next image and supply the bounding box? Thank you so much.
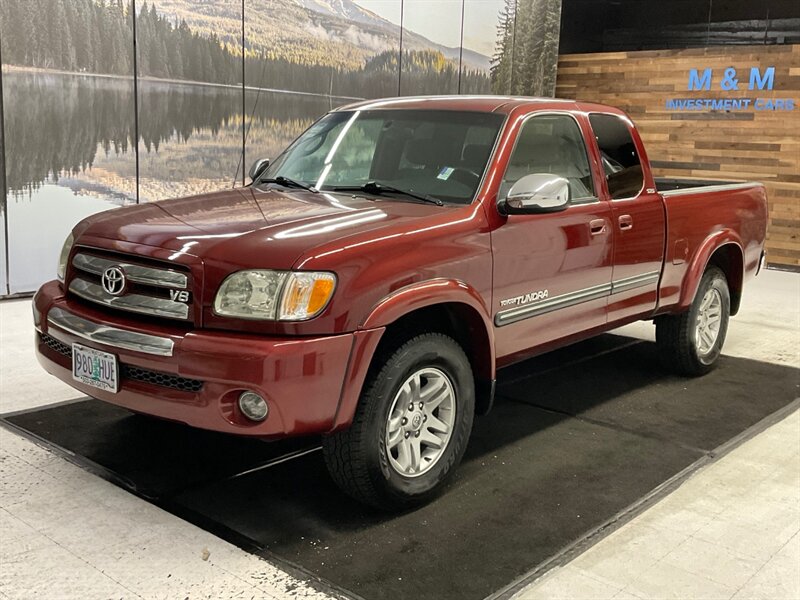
[35,96,768,509]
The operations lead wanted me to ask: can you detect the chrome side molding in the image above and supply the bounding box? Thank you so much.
[47,307,175,356]
[494,270,662,327]
[495,282,612,326]
[610,271,660,294]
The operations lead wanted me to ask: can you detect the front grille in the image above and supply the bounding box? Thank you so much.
[120,365,203,393]
[69,251,193,322]
[39,332,203,393]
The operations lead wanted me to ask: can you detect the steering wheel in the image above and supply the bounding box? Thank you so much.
[296,132,327,156]
[447,167,481,188]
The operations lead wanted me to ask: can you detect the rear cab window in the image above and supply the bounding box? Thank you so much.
[588,113,644,200]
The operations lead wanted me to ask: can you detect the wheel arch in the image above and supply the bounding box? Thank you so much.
[330,280,496,432]
[679,234,744,316]
[361,278,495,377]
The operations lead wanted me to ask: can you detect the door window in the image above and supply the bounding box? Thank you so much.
[500,114,596,203]
[589,114,644,200]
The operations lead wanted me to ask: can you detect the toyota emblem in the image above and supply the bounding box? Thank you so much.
[101,266,126,296]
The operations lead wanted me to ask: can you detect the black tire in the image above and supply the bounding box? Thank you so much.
[322,333,475,510]
[656,266,730,376]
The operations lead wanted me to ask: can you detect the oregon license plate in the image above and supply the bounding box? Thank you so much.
[72,343,119,393]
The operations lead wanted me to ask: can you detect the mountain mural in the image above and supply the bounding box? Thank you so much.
[152,0,491,71]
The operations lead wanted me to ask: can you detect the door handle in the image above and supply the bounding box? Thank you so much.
[618,215,633,230]
[589,219,607,235]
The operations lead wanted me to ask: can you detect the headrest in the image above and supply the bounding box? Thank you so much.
[405,138,437,166]
[516,133,552,152]
[462,144,492,166]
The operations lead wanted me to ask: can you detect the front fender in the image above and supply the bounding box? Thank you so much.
[326,278,498,427]
[361,278,494,342]
[678,230,743,311]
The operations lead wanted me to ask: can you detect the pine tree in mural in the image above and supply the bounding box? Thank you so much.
[491,0,516,95]
[0,0,493,96]
[0,0,134,75]
[491,0,561,97]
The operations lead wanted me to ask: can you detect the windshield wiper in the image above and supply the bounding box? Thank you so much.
[332,181,443,206]
[259,176,318,193]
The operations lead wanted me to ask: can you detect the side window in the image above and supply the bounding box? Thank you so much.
[500,115,595,203]
[588,114,644,200]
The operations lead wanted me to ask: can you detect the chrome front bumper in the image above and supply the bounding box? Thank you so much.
[46,306,175,356]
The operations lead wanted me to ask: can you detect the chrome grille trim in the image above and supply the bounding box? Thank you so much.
[73,253,187,289]
[69,278,190,320]
[47,307,174,356]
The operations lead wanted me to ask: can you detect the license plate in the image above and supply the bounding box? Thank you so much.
[72,343,119,393]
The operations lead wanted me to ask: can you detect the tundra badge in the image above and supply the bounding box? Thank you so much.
[500,290,548,307]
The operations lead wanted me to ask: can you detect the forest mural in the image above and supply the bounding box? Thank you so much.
[0,0,563,294]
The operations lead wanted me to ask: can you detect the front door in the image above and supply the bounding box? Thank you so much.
[491,112,613,363]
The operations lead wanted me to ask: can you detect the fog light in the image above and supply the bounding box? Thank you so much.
[238,391,268,422]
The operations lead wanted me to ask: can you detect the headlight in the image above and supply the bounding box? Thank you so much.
[213,270,336,321]
[57,232,74,281]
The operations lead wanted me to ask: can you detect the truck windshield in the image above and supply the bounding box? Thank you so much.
[260,109,505,205]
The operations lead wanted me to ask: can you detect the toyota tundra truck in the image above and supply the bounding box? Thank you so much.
[34,96,768,509]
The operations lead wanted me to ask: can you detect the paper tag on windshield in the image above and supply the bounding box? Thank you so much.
[437,166,455,180]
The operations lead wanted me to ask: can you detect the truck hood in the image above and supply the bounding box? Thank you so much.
[76,185,451,269]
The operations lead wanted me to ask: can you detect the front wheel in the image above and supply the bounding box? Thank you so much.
[322,333,475,510]
[656,266,730,376]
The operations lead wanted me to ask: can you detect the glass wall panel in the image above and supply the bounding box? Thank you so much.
[1,0,136,294]
[136,0,244,201]
[460,0,504,94]
[399,0,463,95]
[243,0,401,183]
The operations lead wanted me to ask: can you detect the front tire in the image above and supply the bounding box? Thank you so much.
[322,333,475,510]
[656,266,730,376]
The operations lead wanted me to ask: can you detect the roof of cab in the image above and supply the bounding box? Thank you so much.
[334,95,582,115]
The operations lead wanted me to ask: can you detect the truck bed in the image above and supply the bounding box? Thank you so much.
[655,178,767,314]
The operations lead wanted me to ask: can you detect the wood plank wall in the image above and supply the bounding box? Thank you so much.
[556,45,800,269]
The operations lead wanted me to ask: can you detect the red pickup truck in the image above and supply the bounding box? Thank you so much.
[34,97,767,508]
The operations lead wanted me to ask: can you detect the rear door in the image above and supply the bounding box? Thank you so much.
[491,112,613,362]
[588,113,665,324]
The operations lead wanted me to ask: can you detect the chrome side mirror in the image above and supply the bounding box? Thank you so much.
[500,174,570,215]
[249,158,270,183]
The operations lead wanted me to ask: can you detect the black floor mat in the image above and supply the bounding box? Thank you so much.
[4,335,798,600]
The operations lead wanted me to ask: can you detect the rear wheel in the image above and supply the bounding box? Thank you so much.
[656,266,730,376]
[322,333,474,510]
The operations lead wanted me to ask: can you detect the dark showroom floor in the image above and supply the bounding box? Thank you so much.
[1,269,798,600]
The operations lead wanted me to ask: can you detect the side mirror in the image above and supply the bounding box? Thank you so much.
[499,174,570,215]
[248,158,270,183]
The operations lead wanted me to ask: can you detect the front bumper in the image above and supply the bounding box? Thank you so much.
[34,281,363,438]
